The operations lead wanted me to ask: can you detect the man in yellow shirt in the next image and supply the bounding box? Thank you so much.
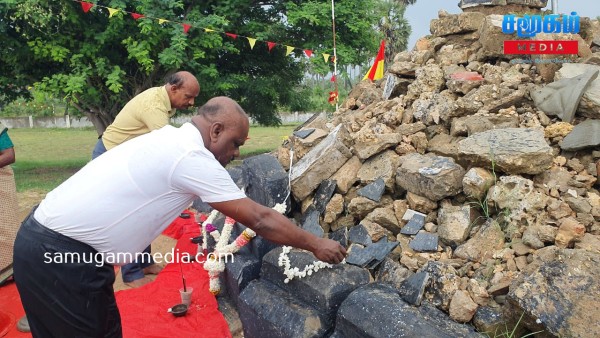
[91,71,200,287]
[93,71,200,157]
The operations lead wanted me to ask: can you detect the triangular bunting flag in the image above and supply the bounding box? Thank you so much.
[247,37,257,50]
[322,53,330,63]
[80,1,94,13]
[363,40,385,81]
[331,56,336,64]
[131,13,144,20]
[107,7,119,18]
[304,49,313,57]
[285,46,294,56]
[267,42,276,52]
[331,75,336,82]
[204,28,215,33]
[182,24,191,34]
[225,33,237,39]
[158,18,169,25]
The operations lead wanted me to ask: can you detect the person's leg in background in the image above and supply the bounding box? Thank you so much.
[121,245,162,288]
[91,137,107,160]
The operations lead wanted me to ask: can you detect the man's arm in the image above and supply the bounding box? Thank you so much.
[209,198,346,264]
[0,147,15,168]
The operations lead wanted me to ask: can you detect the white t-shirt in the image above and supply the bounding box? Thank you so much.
[34,123,245,264]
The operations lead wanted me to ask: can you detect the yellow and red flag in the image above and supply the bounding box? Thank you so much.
[363,40,385,81]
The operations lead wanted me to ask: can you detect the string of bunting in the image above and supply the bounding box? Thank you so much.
[74,0,338,65]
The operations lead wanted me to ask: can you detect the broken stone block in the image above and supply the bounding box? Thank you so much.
[462,167,495,200]
[243,154,290,210]
[329,227,348,248]
[430,12,485,37]
[261,248,370,316]
[454,218,505,262]
[291,124,352,201]
[446,71,485,95]
[396,153,465,201]
[293,128,315,139]
[449,290,478,323]
[472,306,513,337]
[400,213,426,236]
[357,150,401,191]
[406,192,437,214]
[507,248,600,338]
[364,207,401,235]
[382,74,411,100]
[348,224,373,246]
[561,119,600,151]
[409,233,439,252]
[238,280,331,338]
[330,156,361,194]
[437,204,475,247]
[223,252,262,308]
[450,114,520,137]
[398,271,429,306]
[458,128,553,175]
[460,0,548,9]
[357,177,385,202]
[352,133,403,161]
[313,179,337,214]
[375,257,414,290]
[301,207,324,238]
[346,240,399,269]
[333,283,482,337]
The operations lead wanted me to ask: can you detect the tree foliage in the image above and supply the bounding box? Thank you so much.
[1,0,388,131]
[378,0,411,66]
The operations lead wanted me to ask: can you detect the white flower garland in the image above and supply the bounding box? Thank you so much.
[202,215,256,295]
[198,202,343,294]
[278,246,345,284]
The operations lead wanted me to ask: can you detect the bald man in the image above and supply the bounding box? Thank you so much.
[91,71,201,288]
[13,96,346,337]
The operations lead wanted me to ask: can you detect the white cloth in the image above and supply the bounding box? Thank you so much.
[34,123,245,264]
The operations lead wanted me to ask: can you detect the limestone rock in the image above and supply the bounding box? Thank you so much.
[437,204,475,247]
[454,218,505,262]
[330,156,361,194]
[508,248,600,338]
[291,125,352,201]
[458,128,553,175]
[449,290,478,323]
[430,12,486,37]
[396,153,465,201]
[357,150,401,191]
[462,167,495,200]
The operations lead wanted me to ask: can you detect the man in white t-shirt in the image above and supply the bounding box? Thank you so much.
[13,96,347,337]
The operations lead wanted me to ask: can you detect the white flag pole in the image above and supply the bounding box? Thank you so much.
[331,0,339,111]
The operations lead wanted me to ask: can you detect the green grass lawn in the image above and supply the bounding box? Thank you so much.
[9,124,297,192]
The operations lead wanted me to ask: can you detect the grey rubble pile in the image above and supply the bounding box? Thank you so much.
[216,3,600,338]
[275,6,600,338]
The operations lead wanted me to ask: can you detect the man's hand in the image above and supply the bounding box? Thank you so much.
[312,238,347,264]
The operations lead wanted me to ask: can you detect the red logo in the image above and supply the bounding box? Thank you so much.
[504,40,578,55]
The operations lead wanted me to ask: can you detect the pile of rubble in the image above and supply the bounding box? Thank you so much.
[216,1,600,337]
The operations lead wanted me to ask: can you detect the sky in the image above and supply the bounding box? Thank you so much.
[405,0,600,49]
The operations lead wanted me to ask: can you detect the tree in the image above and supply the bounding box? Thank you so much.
[1,0,383,131]
[378,0,412,66]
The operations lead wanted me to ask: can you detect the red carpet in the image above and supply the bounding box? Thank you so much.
[116,210,231,338]
[0,281,30,338]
